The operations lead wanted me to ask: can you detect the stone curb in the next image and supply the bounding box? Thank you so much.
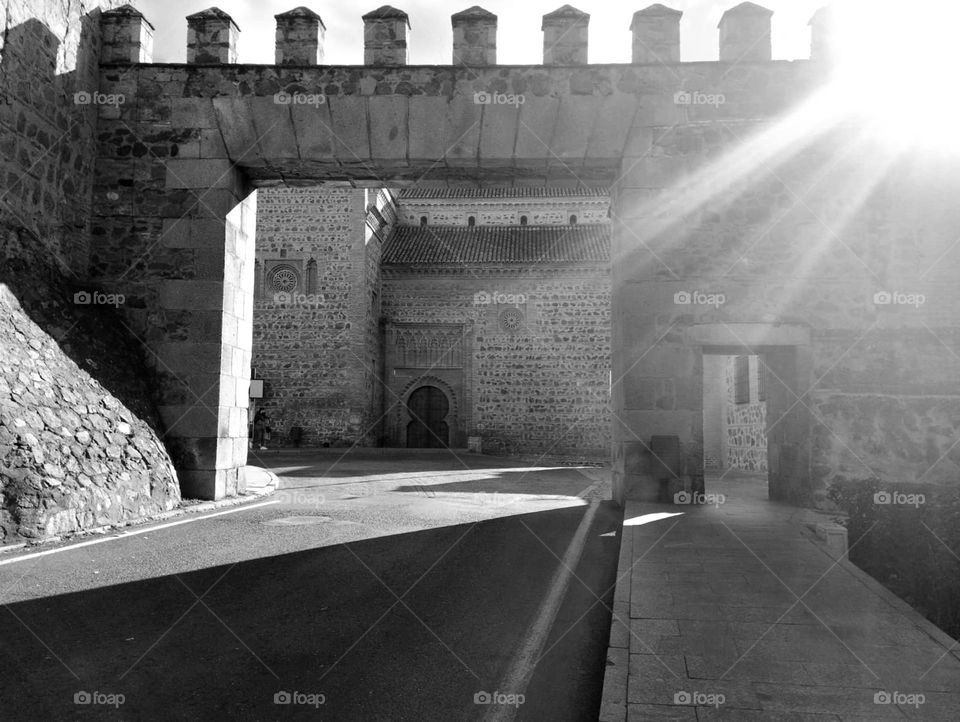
[0,466,279,552]
[802,523,960,664]
[599,501,638,722]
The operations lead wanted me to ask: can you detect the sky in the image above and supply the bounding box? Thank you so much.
[134,0,827,66]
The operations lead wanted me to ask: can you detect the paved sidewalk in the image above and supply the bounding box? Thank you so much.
[600,476,960,721]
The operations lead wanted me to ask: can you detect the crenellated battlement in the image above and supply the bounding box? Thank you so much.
[98,3,836,68]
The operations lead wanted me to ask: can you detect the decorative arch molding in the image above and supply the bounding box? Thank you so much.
[394,374,462,448]
[397,374,460,423]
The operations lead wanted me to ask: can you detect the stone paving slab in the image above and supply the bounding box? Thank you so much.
[600,477,960,721]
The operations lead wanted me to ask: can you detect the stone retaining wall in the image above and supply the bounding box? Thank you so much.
[1,228,180,541]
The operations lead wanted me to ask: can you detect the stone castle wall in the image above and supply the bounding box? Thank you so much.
[0,1,185,542]
[614,120,960,504]
[724,356,767,473]
[0,277,180,541]
[0,0,122,270]
[702,355,726,471]
[361,190,393,444]
[381,270,610,456]
[252,186,385,447]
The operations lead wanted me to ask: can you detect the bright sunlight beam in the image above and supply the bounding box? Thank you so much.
[830,0,960,152]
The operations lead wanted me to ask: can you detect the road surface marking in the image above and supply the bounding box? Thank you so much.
[482,499,601,722]
[0,500,278,566]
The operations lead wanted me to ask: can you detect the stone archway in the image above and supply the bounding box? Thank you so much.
[396,375,461,448]
[89,4,857,505]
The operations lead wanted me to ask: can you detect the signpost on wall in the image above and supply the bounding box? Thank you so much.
[249,371,263,446]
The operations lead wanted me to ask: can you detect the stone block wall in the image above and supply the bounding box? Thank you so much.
[614,112,960,504]
[381,270,610,456]
[0,0,122,270]
[252,186,386,447]
[702,355,726,471]
[724,356,767,473]
[0,0,188,541]
[0,226,180,542]
[362,190,392,443]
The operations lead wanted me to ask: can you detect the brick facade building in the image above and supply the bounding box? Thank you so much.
[252,187,611,457]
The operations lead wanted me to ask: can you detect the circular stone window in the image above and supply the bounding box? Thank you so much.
[499,307,525,333]
[271,265,299,292]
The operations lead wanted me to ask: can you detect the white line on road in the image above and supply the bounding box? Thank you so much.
[0,500,279,567]
[481,499,601,722]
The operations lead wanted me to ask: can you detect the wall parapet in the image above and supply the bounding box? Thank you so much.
[98,4,837,67]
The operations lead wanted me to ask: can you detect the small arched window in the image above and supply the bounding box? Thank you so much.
[280,249,288,258]
[569,214,578,225]
[306,258,318,295]
[520,215,528,226]
[467,216,476,227]
[419,216,427,227]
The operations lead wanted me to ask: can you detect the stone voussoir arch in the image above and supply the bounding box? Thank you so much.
[396,375,460,447]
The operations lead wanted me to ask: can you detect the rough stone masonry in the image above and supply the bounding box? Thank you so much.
[4,1,960,539]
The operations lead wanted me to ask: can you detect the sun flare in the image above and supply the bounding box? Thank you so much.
[828,0,960,151]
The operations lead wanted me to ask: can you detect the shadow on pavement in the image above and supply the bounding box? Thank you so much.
[1,502,622,722]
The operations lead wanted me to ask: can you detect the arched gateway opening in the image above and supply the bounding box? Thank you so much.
[90,3,847,504]
[406,386,450,448]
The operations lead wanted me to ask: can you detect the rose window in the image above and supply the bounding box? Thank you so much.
[499,308,524,332]
[271,266,299,292]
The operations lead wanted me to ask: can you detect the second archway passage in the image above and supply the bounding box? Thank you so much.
[406,386,449,448]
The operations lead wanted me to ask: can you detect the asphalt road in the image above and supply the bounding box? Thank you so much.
[0,451,622,721]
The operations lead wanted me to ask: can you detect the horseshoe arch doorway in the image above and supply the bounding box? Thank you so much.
[406,386,449,448]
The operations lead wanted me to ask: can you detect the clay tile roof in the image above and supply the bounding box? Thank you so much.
[382,225,610,265]
[452,6,497,22]
[397,187,608,199]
